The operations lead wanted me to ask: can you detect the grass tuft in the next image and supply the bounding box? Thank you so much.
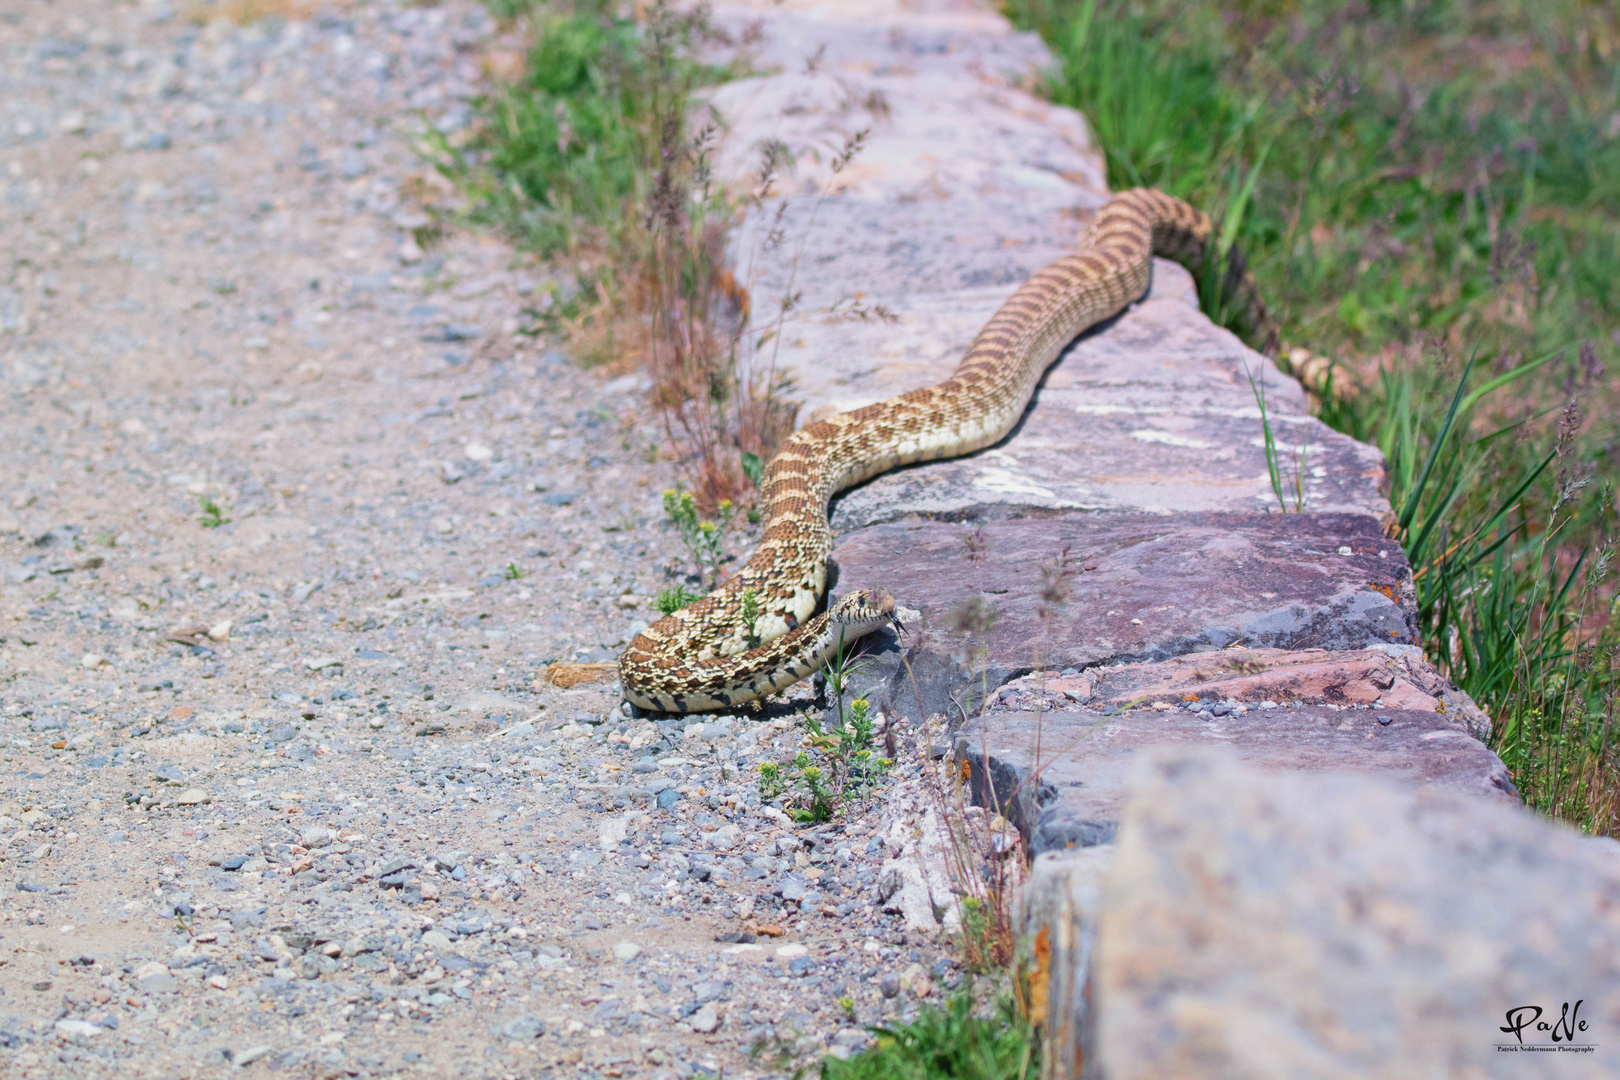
[819,990,1037,1080]
[441,1,788,509]
[196,495,231,529]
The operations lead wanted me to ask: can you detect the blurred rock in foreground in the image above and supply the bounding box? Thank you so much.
[1029,747,1620,1079]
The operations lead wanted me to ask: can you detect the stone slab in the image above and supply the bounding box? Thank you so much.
[1061,645,1492,741]
[707,1,1112,425]
[956,699,1517,856]
[707,4,1387,522]
[1094,748,1620,1079]
[1022,845,1111,1080]
[826,512,1418,722]
[826,262,1387,523]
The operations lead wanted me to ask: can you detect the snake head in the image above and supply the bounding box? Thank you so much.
[828,588,902,636]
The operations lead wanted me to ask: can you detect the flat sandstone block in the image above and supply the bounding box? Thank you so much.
[828,262,1387,524]
[707,0,1113,427]
[830,512,1419,721]
[1073,645,1492,740]
[956,694,1516,855]
[1096,747,1620,1079]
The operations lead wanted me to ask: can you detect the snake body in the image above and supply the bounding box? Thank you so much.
[619,189,1269,713]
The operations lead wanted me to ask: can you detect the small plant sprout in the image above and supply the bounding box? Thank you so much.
[739,450,764,487]
[756,761,788,803]
[739,587,762,648]
[196,495,231,529]
[758,695,892,823]
[820,985,1035,1079]
[654,583,703,616]
[789,755,835,823]
[503,562,525,580]
[1245,361,1308,513]
[663,488,736,587]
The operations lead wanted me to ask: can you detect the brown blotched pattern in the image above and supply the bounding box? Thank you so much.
[620,189,1272,713]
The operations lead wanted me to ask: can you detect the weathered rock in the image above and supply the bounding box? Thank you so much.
[297,826,335,849]
[709,0,1107,426]
[876,857,938,934]
[689,1002,721,1034]
[984,645,1491,741]
[134,961,177,995]
[830,514,1417,722]
[958,695,1516,856]
[499,1013,545,1040]
[1077,645,1491,740]
[1094,748,1620,1079]
[1021,846,1111,1080]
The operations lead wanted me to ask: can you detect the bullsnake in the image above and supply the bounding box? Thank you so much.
[619,188,1270,713]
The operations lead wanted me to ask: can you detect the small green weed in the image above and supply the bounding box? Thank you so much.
[759,697,892,823]
[1362,350,1618,833]
[196,495,231,529]
[739,586,762,649]
[820,989,1036,1080]
[453,2,810,512]
[756,755,833,822]
[740,450,765,487]
[503,561,526,581]
[956,897,998,976]
[654,583,703,616]
[663,487,735,588]
[440,5,718,257]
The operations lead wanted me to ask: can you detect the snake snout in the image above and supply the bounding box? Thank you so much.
[869,588,904,632]
[830,588,899,631]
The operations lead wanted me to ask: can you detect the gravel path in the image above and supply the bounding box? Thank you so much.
[0,3,953,1076]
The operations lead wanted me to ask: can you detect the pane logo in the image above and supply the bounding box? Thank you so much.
[1497,1001,1597,1054]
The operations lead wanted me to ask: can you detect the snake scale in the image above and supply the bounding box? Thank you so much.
[619,188,1270,714]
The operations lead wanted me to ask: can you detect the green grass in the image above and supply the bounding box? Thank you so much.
[432,1,726,258]
[195,494,231,529]
[1014,0,1619,833]
[820,991,1037,1080]
[1021,0,1620,368]
[454,1,777,506]
[430,7,643,256]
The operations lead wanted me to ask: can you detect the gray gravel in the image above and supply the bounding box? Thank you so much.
[0,2,956,1076]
